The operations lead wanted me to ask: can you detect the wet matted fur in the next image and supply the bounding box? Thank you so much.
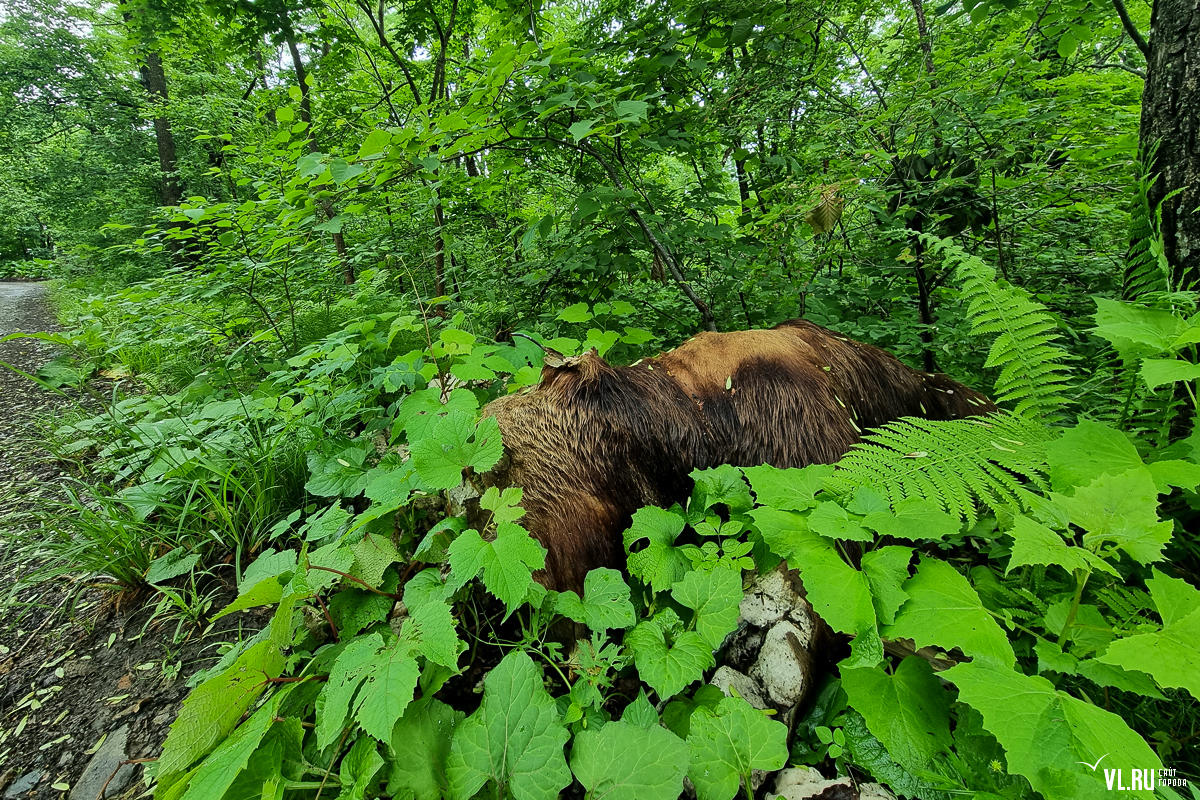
[481,319,995,590]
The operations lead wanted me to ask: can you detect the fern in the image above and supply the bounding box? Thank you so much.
[921,233,1073,419]
[1122,156,1166,300]
[825,413,1050,525]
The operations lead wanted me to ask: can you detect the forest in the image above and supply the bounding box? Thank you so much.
[0,0,1197,797]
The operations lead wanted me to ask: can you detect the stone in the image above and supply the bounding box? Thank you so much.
[3,771,42,799]
[71,725,134,800]
[738,565,801,628]
[750,620,816,708]
[709,666,767,710]
[772,767,852,799]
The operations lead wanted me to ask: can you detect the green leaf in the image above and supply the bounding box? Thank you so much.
[624,506,690,592]
[146,547,201,585]
[350,533,402,586]
[1092,297,1185,354]
[685,695,788,800]
[743,464,833,511]
[330,157,366,184]
[386,697,465,800]
[841,657,952,771]
[354,638,420,742]
[554,567,636,632]
[751,511,876,636]
[358,129,391,158]
[446,651,571,800]
[945,661,1160,800]
[860,545,913,625]
[402,571,464,668]
[882,557,1015,667]
[394,387,478,443]
[1098,570,1200,700]
[1006,515,1118,577]
[1141,358,1200,389]
[1045,420,1142,492]
[568,118,598,141]
[861,498,960,541]
[447,522,545,612]
[337,736,384,800]
[411,411,506,491]
[556,302,592,323]
[614,99,649,123]
[570,721,688,800]
[807,501,871,542]
[626,614,714,699]
[690,465,753,514]
[1054,467,1172,564]
[156,640,285,792]
[306,444,372,498]
[175,690,286,800]
[671,566,742,649]
[316,634,383,749]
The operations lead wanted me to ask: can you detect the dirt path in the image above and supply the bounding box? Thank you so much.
[0,284,262,800]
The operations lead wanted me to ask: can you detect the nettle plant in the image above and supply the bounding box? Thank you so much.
[150,241,1199,800]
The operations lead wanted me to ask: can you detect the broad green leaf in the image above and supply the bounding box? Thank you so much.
[841,657,952,771]
[306,444,372,497]
[570,721,688,800]
[556,302,592,323]
[1006,515,1118,577]
[1092,297,1185,354]
[330,157,366,184]
[316,634,383,749]
[337,736,384,800]
[883,558,1015,667]
[671,566,742,649]
[555,567,636,632]
[568,118,598,141]
[386,697,465,800]
[860,545,913,625]
[1098,571,1200,700]
[624,506,690,592]
[146,547,200,585]
[614,99,649,123]
[354,638,420,742]
[350,533,402,586]
[743,464,833,511]
[411,411,505,491]
[751,511,875,636]
[945,661,1160,800]
[156,640,284,793]
[176,690,287,800]
[402,573,463,668]
[358,129,391,158]
[446,651,570,800]
[1045,420,1142,492]
[862,498,960,541]
[1140,358,1200,389]
[393,387,478,443]
[685,696,788,800]
[626,615,714,699]
[690,465,753,514]
[1054,467,1172,564]
[808,501,872,541]
[446,522,545,612]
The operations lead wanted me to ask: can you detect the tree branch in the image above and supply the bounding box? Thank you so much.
[1111,0,1151,59]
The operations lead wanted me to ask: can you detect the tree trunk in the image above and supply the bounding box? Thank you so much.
[1140,0,1200,289]
[139,50,181,208]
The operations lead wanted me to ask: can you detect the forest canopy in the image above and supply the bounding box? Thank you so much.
[0,0,1198,798]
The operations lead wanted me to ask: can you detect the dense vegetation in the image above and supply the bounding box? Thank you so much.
[1,0,1197,797]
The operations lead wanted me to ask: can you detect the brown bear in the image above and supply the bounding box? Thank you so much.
[480,319,995,591]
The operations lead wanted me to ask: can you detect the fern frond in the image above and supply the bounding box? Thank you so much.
[826,412,1051,525]
[921,233,1072,419]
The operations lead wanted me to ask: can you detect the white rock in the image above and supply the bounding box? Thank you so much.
[709,665,767,710]
[739,565,801,628]
[750,620,815,708]
[772,767,850,798]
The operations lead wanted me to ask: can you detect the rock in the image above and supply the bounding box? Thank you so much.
[739,566,802,628]
[709,666,767,709]
[71,725,134,800]
[57,751,74,767]
[750,619,817,709]
[771,768,897,800]
[3,771,42,799]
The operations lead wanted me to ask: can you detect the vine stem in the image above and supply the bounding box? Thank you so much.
[1057,568,1091,647]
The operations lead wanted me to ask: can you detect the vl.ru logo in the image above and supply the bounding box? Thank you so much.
[1079,755,1189,792]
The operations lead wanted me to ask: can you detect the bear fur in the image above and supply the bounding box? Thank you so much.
[480,319,995,591]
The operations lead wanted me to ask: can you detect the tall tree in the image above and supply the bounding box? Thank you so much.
[1138,0,1200,289]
